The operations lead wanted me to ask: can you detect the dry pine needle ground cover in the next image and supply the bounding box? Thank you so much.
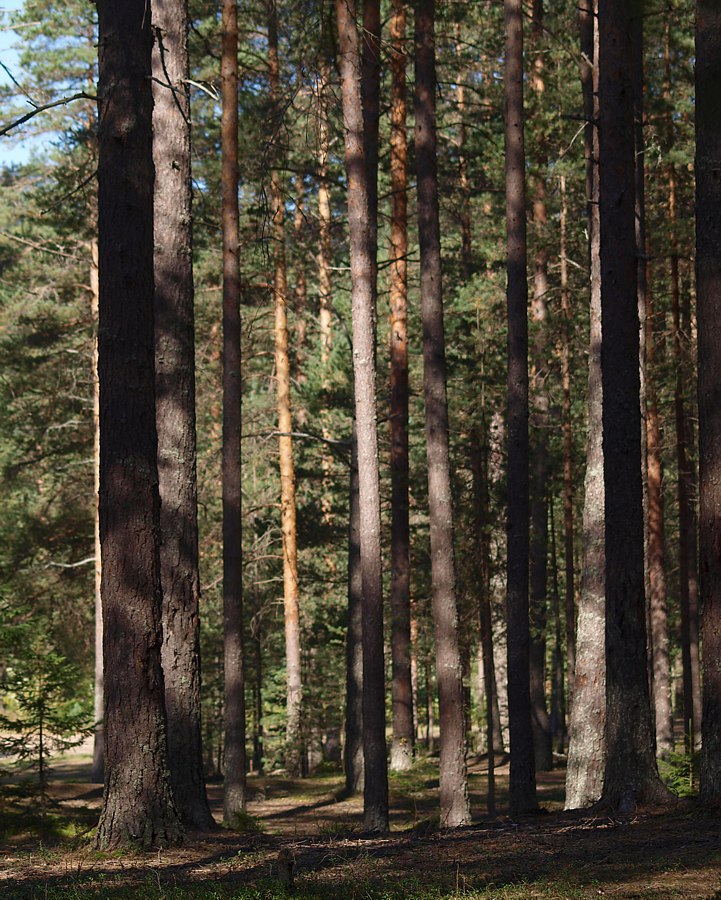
[1,755,720,899]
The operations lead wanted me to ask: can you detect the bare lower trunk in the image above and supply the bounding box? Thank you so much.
[345,422,364,794]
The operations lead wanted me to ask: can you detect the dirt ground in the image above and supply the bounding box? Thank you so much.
[1,755,720,899]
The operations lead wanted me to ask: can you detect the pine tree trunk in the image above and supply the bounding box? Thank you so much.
[345,422,364,794]
[415,0,470,828]
[503,0,537,816]
[221,0,247,822]
[696,0,721,803]
[388,0,413,774]
[95,0,182,849]
[267,0,303,778]
[559,175,576,712]
[317,55,333,366]
[598,0,667,809]
[152,0,214,831]
[336,0,388,833]
[566,0,606,810]
[90,240,104,786]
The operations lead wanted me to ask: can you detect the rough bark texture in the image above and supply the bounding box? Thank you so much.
[336,0,388,833]
[415,0,470,829]
[267,0,303,778]
[503,0,537,816]
[566,0,606,810]
[388,0,413,774]
[361,0,380,333]
[345,422,364,794]
[317,55,333,366]
[598,0,666,809]
[528,0,552,775]
[696,0,721,804]
[221,0,246,822]
[152,0,214,831]
[95,0,182,849]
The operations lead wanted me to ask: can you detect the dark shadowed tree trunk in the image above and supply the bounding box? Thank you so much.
[336,0,388,833]
[152,0,214,831]
[503,0,538,816]
[345,422,364,794]
[221,0,246,823]
[566,0,606,810]
[388,0,413,774]
[598,0,668,810]
[696,0,721,804]
[95,0,182,850]
[415,0,470,829]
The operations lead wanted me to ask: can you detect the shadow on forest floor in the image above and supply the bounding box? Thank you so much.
[1,753,720,899]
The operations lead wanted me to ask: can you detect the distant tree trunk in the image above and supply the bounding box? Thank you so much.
[267,0,303,778]
[317,55,333,366]
[696,0,721,803]
[645,270,672,758]
[336,0,388,833]
[503,0,537,816]
[95,0,182,850]
[559,175,575,710]
[566,0,606,810]
[251,616,264,774]
[598,0,667,809]
[90,241,103,786]
[472,430,496,815]
[415,0,470,828]
[665,15,701,755]
[345,422,364,794]
[152,0,214,831]
[528,0,552,776]
[221,0,247,822]
[388,0,413,774]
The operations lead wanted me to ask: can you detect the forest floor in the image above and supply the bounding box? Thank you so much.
[1,753,720,899]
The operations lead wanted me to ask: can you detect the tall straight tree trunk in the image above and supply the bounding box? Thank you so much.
[317,55,333,366]
[645,272,672,757]
[388,0,413,774]
[665,17,701,755]
[566,0,606,810]
[550,504,566,753]
[528,0,552,775]
[345,422,364,794]
[598,0,667,809]
[503,0,537,816]
[362,0,380,330]
[335,0,388,833]
[95,0,182,850]
[221,0,247,822]
[415,0,470,829]
[267,0,303,778]
[696,0,721,803]
[559,174,575,710]
[152,0,214,831]
[90,241,104,785]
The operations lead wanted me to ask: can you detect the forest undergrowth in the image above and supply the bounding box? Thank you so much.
[1,754,720,900]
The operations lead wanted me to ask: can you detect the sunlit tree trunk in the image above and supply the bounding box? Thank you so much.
[345,422,364,794]
[267,0,303,778]
[90,241,103,786]
[388,0,413,774]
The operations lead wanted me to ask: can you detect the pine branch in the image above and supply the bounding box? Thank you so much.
[0,91,96,138]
